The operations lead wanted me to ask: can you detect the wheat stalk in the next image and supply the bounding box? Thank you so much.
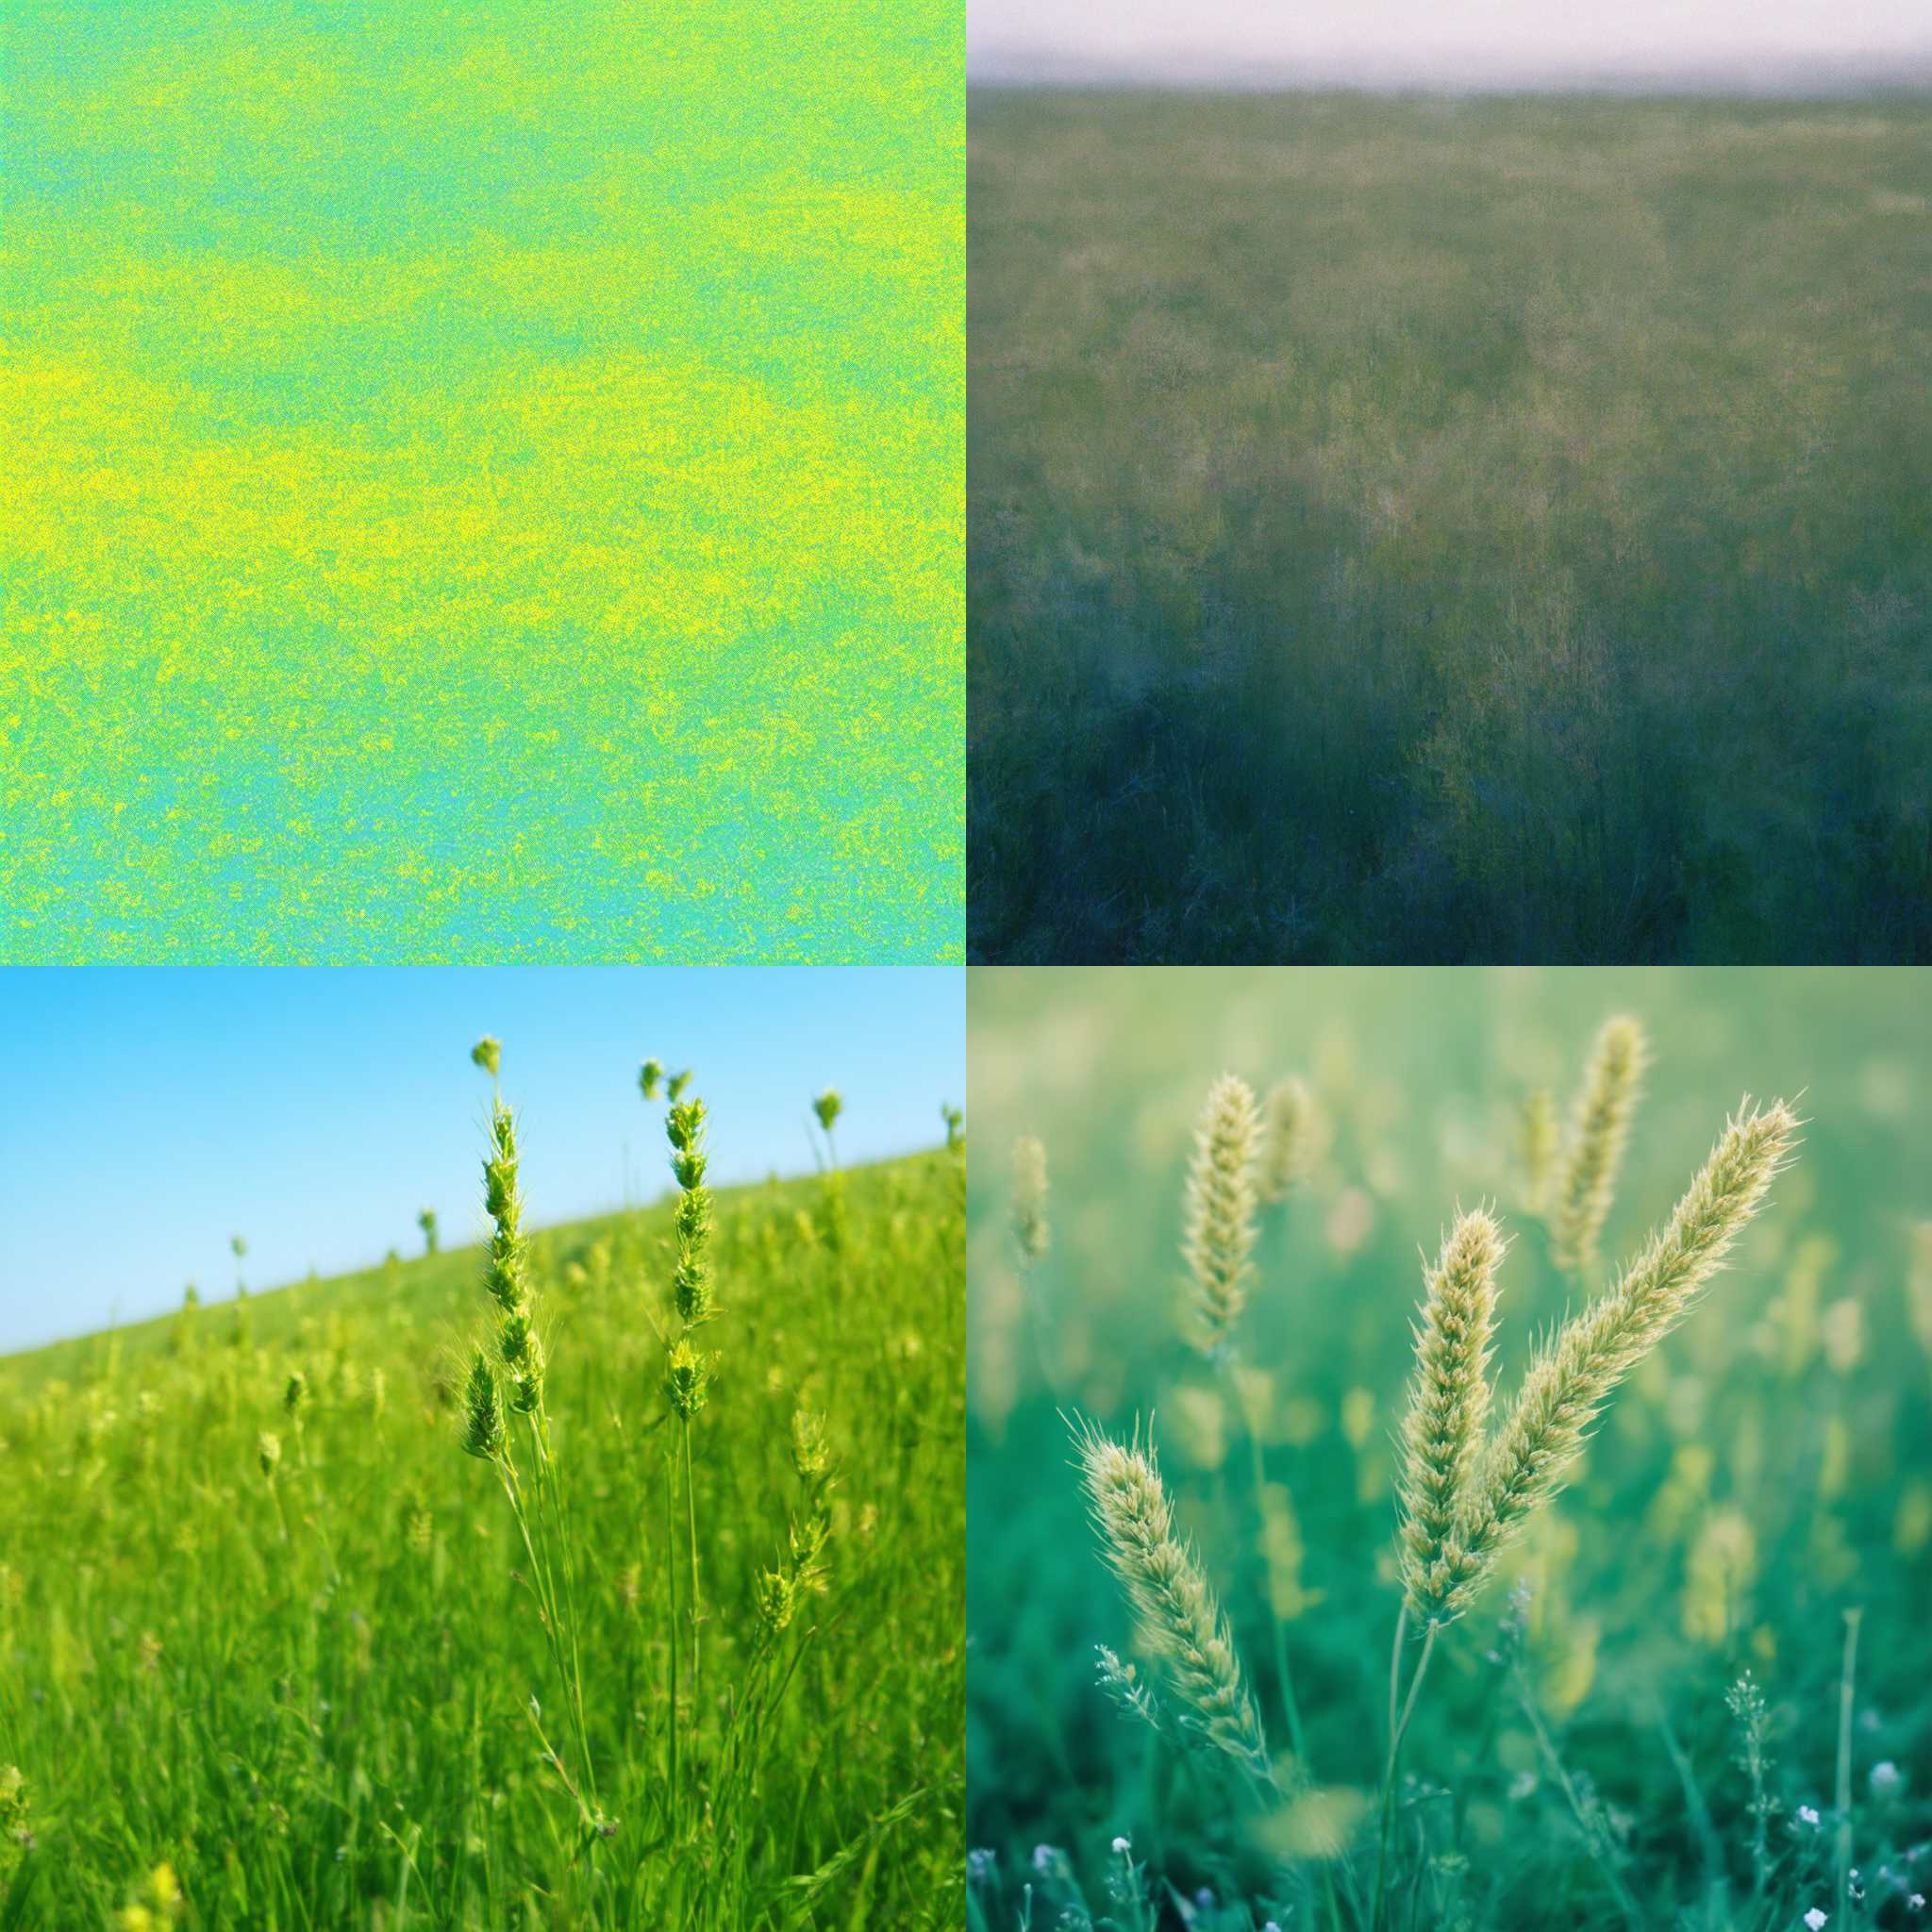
[663,1085,719,1842]
[1070,1415,1268,1775]
[1551,1016,1646,1274]
[457,1048,600,1844]
[1185,1074,1260,1354]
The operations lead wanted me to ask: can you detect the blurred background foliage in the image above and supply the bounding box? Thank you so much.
[968,93,1932,964]
[968,968,1932,1927]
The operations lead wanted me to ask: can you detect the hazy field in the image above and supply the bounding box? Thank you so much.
[0,1100,963,1926]
[967,967,1932,1928]
[968,93,1932,963]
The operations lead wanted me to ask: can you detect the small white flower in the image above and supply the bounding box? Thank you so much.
[1798,1805,1822,1825]
[1872,1760,1904,1796]
[1805,1909,1828,1930]
[1112,1836,1131,1856]
[1907,1894,1924,1911]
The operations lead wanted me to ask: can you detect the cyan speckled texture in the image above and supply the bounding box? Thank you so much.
[1,3,963,961]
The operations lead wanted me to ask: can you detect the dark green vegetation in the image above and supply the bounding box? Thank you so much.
[0,1144,964,1929]
[967,967,1932,1928]
[968,92,1932,962]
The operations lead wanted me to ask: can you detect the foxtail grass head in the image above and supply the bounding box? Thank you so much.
[471,1036,502,1079]
[755,1565,801,1636]
[791,1408,832,1483]
[1519,1090,1558,1216]
[639,1057,665,1100]
[1184,1074,1260,1355]
[1407,1095,1798,1624]
[1551,1016,1647,1274]
[812,1089,843,1134]
[483,1103,528,1316]
[667,1095,715,1324]
[664,1337,713,1419]
[466,1091,551,1449]
[462,1351,506,1459]
[758,1408,836,1638]
[1396,1209,1504,1619]
[1070,1414,1268,1774]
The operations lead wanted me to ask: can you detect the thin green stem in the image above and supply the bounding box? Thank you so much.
[667,1447,681,1840]
[527,1416,597,1819]
[1517,1671,1641,1932]
[1371,1610,1435,1932]
[1837,1607,1861,1916]
[1230,1359,1308,1774]
[683,1416,703,1760]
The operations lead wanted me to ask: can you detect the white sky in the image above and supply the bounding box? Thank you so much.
[968,0,1932,85]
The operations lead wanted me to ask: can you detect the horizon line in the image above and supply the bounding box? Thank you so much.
[0,1140,945,1365]
[966,46,1932,95]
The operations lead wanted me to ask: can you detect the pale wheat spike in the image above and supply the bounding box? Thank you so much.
[1185,1074,1260,1353]
[1069,1415,1268,1772]
[1551,1015,1647,1274]
[1256,1076,1317,1204]
[1519,1089,1558,1216]
[1397,1209,1505,1620]
[1011,1135,1051,1265]
[1433,1099,1798,1619]
[1552,1016,1646,1272]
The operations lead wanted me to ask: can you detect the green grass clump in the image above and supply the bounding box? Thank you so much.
[968,91,1932,964]
[0,1058,964,1930]
[967,967,1932,1932]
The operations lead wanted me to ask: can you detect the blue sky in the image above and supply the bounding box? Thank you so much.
[0,968,962,1353]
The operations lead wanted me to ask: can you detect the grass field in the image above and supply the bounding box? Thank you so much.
[0,1080,964,1927]
[967,92,1932,963]
[967,967,1932,1929]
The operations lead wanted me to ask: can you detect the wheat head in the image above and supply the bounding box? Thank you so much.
[1185,1074,1260,1354]
[1424,1098,1798,1620]
[1070,1414,1267,1772]
[1396,1209,1504,1619]
[1011,1135,1051,1265]
[1551,1016,1647,1274]
[1256,1077,1317,1205]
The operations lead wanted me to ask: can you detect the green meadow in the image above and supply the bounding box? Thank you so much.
[968,967,1932,1929]
[0,1106,964,1926]
[968,92,1932,963]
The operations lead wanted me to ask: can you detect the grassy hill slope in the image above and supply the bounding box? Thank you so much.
[0,1144,964,1929]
